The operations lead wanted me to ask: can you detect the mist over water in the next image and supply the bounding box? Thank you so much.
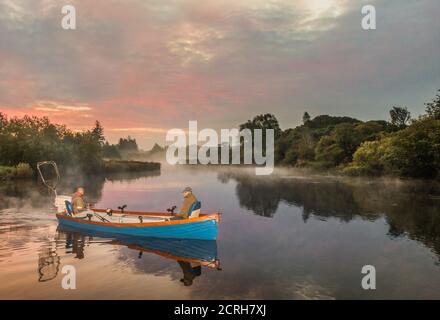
[1,167,440,299]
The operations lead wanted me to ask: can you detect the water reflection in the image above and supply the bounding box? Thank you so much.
[57,170,162,205]
[2,167,440,299]
[219,170,440,260]
[65,232,87,259]
[108,234,220,286]
[37,246,60,282]
[44,226,221,286]
[0,170,161,211]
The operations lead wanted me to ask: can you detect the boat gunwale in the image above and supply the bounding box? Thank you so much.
[56,211,221,227]
[92,208,223,218]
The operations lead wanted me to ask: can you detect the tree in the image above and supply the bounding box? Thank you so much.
[238,114,280,162]
[0,114,107,174]
[315,121,387,167]
[150,143,164,154]
[425,89,440,119]
[240,113,281,135]
[117,136,138,152]
[91,120,105,146]
[389,106,411,129]
[102,142,121,159]
[348,118,440,178]
[297,126,315,161]
[73,131,103,173]
[239,113,281,141]
[302,112,311,124]
[0,112,7,130]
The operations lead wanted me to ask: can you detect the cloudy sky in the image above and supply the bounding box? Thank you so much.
[0,0,439,148]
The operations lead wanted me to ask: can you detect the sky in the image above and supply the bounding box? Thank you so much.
[0,0,439,149]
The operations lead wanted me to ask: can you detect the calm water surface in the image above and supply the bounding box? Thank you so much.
[1,167,440,299]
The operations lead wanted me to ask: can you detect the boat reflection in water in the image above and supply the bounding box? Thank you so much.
[109,235,220,286]
[38,226,221,286]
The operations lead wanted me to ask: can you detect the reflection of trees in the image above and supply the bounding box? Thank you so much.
[104,170,161,182]
[220,171,440,259]
[55,170,161,205]
[220,171,365,220]
[351,181,440,258]
[235,176,281,217]
[0,180,49,210]
[386,204,440,252]
[0,170,161,210]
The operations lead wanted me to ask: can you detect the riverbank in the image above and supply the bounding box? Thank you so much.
[0,163,34,181]
[102,160,160,173]
[0,160,160,181]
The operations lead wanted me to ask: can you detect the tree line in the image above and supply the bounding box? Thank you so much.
[239,90,440,178]
[1,89,438,179]
[102,136,139,159]
[0,113,162,179]
[0,115,135,175]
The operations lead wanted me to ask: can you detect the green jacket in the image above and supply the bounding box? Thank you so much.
[71,193,86,214]
[176,193,197,218]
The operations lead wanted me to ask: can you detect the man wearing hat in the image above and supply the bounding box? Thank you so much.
[173,186,198,220]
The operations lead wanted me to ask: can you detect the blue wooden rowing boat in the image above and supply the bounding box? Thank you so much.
[36,161,221,241]
[56,208,221,240]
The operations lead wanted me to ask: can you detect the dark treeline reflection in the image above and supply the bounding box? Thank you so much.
[0,170,161,210]
[218,171,440,259]
[56,170,161,205]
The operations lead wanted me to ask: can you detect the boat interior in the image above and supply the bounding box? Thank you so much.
[55,194,204,224]
[73,211,170,223]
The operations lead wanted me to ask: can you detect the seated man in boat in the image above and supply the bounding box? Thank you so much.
[71,187,88,214]
[172,187,197,220]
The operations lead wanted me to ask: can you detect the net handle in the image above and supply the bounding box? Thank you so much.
[36,161,60,196]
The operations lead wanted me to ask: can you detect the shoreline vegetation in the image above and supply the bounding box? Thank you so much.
[0,160,161,181]
[0,112,160,181]
[102,160,160,173]
[1,89,439,180]
[240,90,439,179]
[165,89,440,180]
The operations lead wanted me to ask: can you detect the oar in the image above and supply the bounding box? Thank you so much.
[93,212,110,223]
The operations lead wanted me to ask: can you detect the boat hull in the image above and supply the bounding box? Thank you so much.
[56,214,219,240]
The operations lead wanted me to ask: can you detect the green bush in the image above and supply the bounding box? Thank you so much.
[348,118,440,178]
[0,165,16,180]
[0,114,105,174]
[15,163,34,178]
[315,121,389,167]
[103,160,160,173]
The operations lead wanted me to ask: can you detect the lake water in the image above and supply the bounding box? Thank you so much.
[1,166,440,299]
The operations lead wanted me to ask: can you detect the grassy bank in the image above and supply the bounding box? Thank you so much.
[0,163,34,180]
[102,160,160,173]
[1,161,160,180]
